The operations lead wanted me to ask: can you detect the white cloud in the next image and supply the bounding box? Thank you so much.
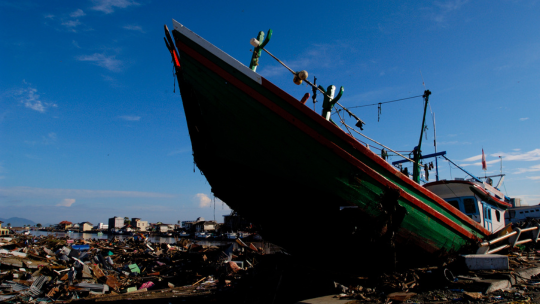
[44,132,57,144]
[13,84,57,113]
[56,198,76,207]
[462,154,482,162]
[195,193,212,208]
[123,25,144,32]
[77,53,122,72]
[526,176,540,180]
[24,132,57,146]
[430,0,469,26]
[119,115,140,121]
[44,14,55,19]
[91,0,139,14]
[495,149,540,162]
[0,187,175,199]
[258,42,354,78]
[62,19,81,28]
[459,159,500,168]
[70,9,86,17]
[515,164,540,174]
[72,40,81,48]
[520,117,529,121]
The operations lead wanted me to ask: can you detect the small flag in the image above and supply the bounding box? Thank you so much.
[482,149,487,171]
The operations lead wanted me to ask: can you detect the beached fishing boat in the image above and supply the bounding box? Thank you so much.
[163,20,512,271]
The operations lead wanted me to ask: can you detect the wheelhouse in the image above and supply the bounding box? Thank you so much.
[424,180,511,233]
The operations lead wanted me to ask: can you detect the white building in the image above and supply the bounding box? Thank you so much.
[108,216,124,231]
[132,218,148,231]
[158,224,175,233]
[95,223,109,230]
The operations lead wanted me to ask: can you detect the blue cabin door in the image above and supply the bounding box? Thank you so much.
[482,203,493,232]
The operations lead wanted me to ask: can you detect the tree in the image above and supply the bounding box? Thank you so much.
[37,223,42,228]
[7,223,10,227]
[124,217,130,226]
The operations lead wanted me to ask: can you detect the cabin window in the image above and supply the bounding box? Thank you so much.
[448,200,460,210]
[520,211,524,214]
[495,210,500,222]
[463,198,476,214]
[526,211,529,213]
[509,210,516,218]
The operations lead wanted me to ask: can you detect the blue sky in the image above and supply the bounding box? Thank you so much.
[1,0,539,226]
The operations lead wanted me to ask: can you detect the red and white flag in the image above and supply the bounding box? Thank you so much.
[481,149,487,171]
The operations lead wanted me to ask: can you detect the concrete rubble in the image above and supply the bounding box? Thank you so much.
[3,234,540,303]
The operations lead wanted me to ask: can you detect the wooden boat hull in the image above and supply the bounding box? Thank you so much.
[168,21,491,271]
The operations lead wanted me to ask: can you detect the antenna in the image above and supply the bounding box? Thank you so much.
[420,69,426,89]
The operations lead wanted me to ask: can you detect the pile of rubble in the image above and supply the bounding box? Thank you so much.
[4,234,540,304]
[0,234,269,303]
[329,249,540,303]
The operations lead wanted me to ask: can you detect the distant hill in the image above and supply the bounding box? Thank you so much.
[0,217,36,227]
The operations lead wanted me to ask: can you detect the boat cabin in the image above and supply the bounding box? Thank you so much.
[424,179,511,233]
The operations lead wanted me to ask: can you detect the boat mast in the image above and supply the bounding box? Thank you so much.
[413,90,431,183]
[432,112,439,181]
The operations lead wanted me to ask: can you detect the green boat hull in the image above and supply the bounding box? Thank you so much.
[168,21,491,271]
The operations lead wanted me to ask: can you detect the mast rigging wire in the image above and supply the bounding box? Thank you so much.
[341,122,417,164]
[348,95,423,109]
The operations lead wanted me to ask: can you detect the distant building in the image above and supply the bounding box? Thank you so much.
[132,218,148,231]
[506,204,540,223]
[511,198,522,208]
[58,221,73,230]
[158,224,175,233]
[95,223,108,230]
[0,221,9,236]
[193,220,217,233]
[108,216,124,231]
[80,222,93,232]
[181,220,195,231]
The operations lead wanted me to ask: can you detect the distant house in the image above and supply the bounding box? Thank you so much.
[58,221,73,230]
[132,218,148,231]
[80,222,93,232]
[158,224,175,233]
[0,221,9,236]
[181,220,196,231]
[108,216,124,232]
[193,217,217,233]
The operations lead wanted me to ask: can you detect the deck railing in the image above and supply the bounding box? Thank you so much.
[477,223,540,254]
